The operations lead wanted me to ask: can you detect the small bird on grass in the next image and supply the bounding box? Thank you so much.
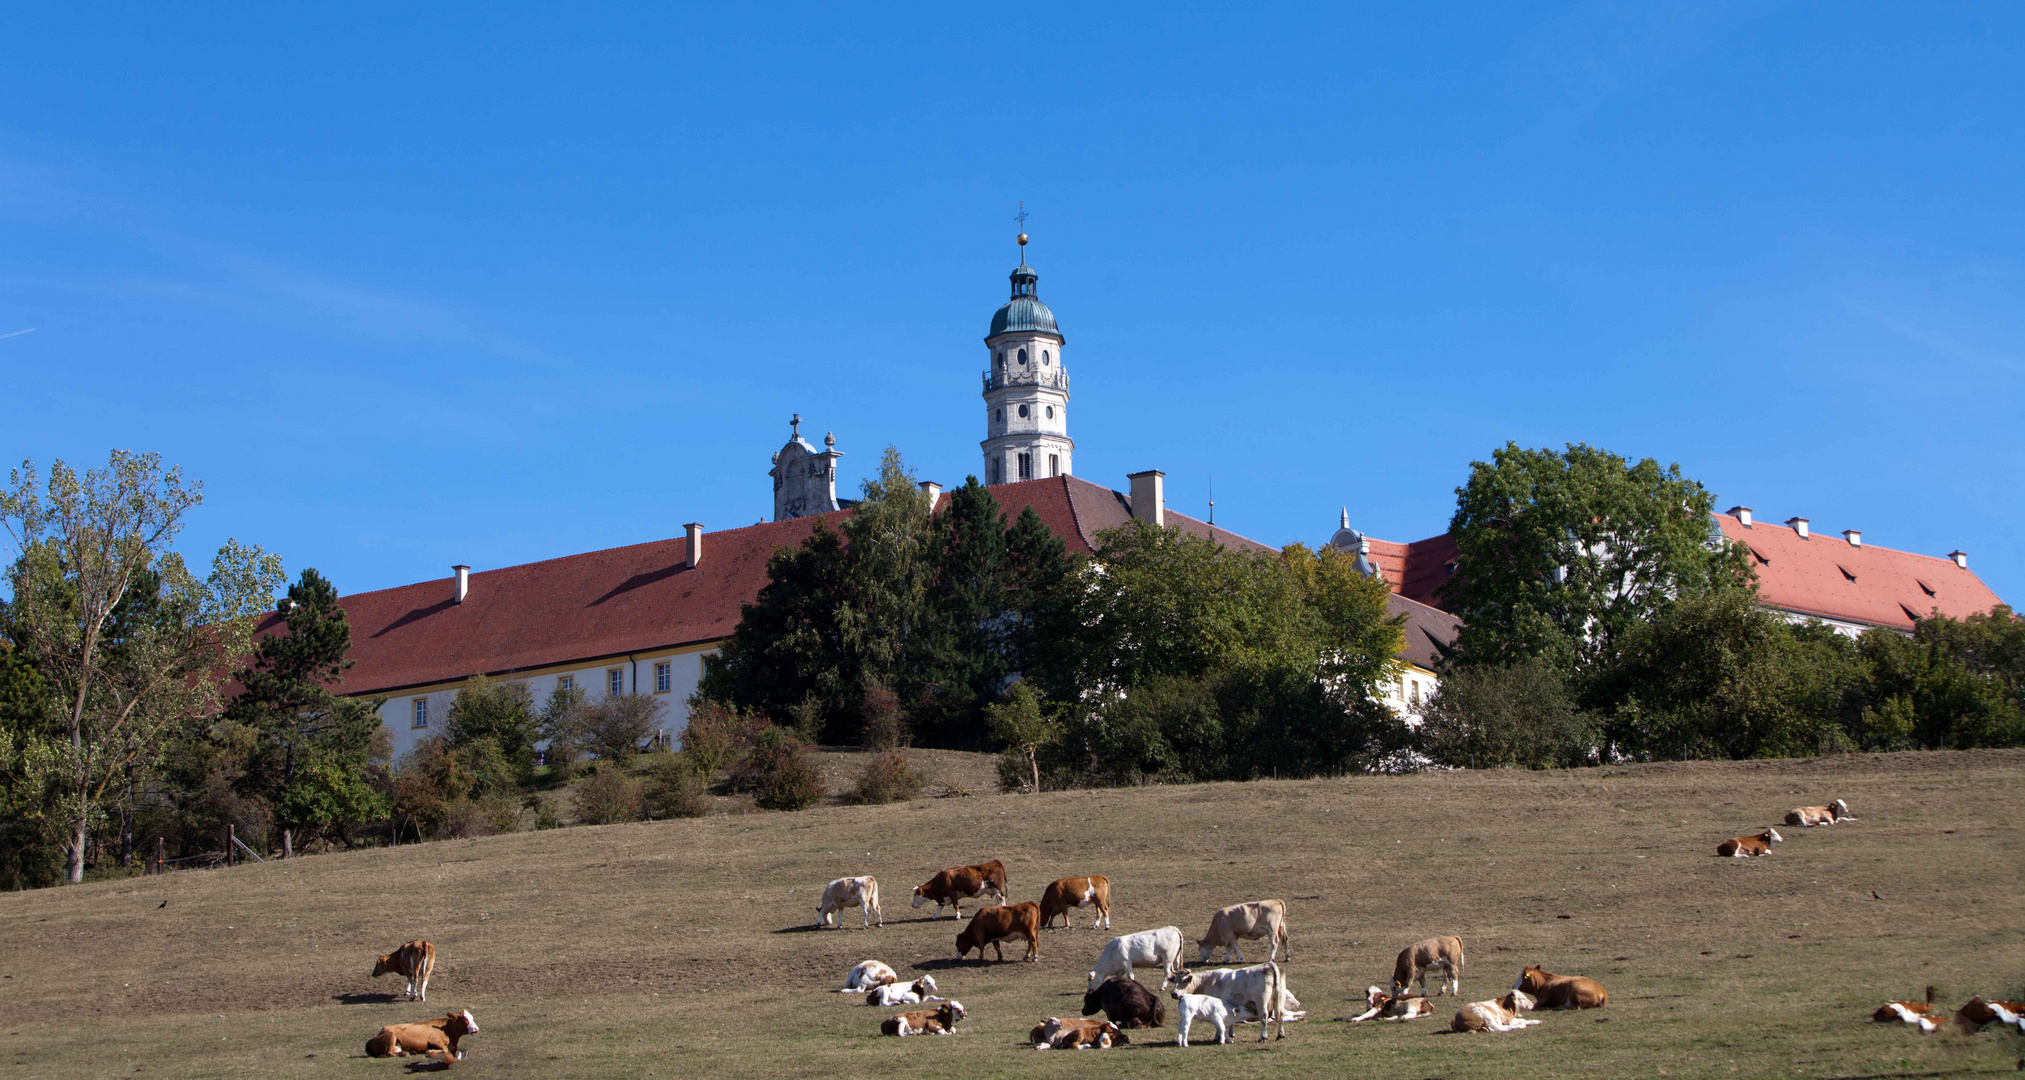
[1872,891,1881,900]
[158,900,168,908]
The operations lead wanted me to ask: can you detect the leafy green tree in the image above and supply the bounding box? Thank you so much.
[537,682,591,772]
[1858,607,2024,750]
[986,681,1057,793]
[699,519,859,738]
[1419,657,1600,769]
[914,478,1011,745]
[581,693,664,764]
[0,638,63,887]
[445,676,538,783]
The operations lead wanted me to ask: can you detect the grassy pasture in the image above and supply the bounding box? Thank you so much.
[2,749,2022,1079]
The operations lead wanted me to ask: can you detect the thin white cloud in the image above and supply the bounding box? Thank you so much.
[0,327,34,340]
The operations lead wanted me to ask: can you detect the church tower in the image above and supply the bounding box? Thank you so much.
[980,229,1072,485]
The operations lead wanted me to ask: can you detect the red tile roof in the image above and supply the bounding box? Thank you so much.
[1712,513,2004,631]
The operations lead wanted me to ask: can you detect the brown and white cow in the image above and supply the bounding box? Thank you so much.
[957,900,1041,962]
[1715,828,1783,858]
[1030,1017,1127,1049]
[1169,963,1292,1041]
[882,1000,965,1037]
[912,859,1007,919]
[836,960,898,993]
[371,939,436,1002]
[866,976,940,1007]
[1873,985,1945,1033]
[1391,935,1465,998]
[1514,965,1609,1009]
[365,1009,478,1059]
[1451,990,1538,1033]
[1340,985,1436,1023]
[1196,900,1290,964]
[1786,799,1853,827]
[815,875,882,929]
[1954,997,2025,1035]
[1039,875,1112,930]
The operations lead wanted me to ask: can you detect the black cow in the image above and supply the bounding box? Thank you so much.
[1083,975,1167,1028]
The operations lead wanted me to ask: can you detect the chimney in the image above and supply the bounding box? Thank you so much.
[1127,470,1165,527]
[1728,506,1753,528]
[918,480,942,507]
[1842,529,1862,547]
[1949,550,1968,569]
[684,523,704,569]
[1786,516,1810,539]
[452,565,470,604]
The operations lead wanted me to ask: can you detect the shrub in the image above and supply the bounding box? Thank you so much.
[644,752,709,819]
[446,676,539,784]
[532,798,561,830]
[1419,658,1601,770]
[738,728,826,811]
[584,693,665,765]
[681,700,768,779]
[538,683,591,770]
[859,680,907,750]
[575,762,645,825]
[852,750,926,805]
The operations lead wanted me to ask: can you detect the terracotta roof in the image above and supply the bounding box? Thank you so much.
[1712,513,2004,631]
[1358,533,1459,610]
[987,474,1274,556]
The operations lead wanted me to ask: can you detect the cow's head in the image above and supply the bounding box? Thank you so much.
[1763,828,1784,844]
[1102,1021,1128,1046]
[1830,799,1851,818]
[1515,966,1548,993]
[1168,968,1203,997]
[371,954,394,978]
[915,975,937,996]
[940,1001,966,1025]
[1501,990,1535,1014]
[1366,985,1390,1009]
[911,886,930,909]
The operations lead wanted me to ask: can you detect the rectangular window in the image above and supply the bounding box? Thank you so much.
[1049,454,1059,477]
[411,698,429,729]
[1018,452,1032,480]
[654,661,672,694]
[608,668,625,696]
[558,675,574,692]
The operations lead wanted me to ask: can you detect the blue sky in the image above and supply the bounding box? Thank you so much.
[3,3,2021,604]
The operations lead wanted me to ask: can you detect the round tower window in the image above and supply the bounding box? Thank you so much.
[1046,405,1054,419]
[1018,404,1030,418]
[1018,348,1027,365]
[1043,350,1051,366]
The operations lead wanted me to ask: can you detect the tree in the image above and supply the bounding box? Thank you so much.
[537,682,591,771]
[1858,607,2024,751]
[445,676,538,783]
[0,638,63,887]
[913,478,1012,746]
[1418,658,1600,769]
[582,693,664,764]
[2,453,281,881]
[986,682,1055,793]
[1440,442,1752,678]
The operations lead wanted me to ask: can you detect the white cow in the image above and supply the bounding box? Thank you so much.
[1173,992,1234,1047]
[816,876,882,930]
[1088,926,1186,991]
[1169,963,1292,1042]
[1196,900,1290,964]
[836,960,898,993]
[866,976,940,1006]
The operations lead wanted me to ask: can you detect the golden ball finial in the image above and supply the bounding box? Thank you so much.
[1017,232,1028,247]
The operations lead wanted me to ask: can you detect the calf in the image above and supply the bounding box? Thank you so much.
[866,976,940,1007]
[1173,992,1235,1046]
[1088,926,1186,991]
[815,875,881,929]
[836,960,898,993]
[1873,986,1945,1033]
[882,1000,965,1037]
[1169,963,1291,1041]
[372,939,436,1003]
[365,1009,479,1059]
[1083,975,1166,1028]
[911,859,1007,919]
[1954,997,2025,1035]
[956,900,1041,962]
[1716,828,1783,858]
[1786,799,1854,827]
[1196,900,1290,964]
[1391,935,1465,998]
[1039,875,1112,930]
[1340,985,1436,1023]
[1029,1017,1126,1049]
[1452,990,1538,1033]
[1514,965,1609,1009]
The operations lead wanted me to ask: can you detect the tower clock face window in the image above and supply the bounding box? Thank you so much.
[1018,404,1029,418]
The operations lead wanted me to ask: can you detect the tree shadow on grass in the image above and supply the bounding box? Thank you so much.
[333,992,401,1005]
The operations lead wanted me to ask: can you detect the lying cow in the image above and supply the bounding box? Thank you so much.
[1040,875,1112,930]
[1873,986,1944,1033]
[1786,799,1854,827]
[1954,997,2025,1035]
[1515,965,1609,1009]
[867,976,940,1007]
[1339,985,1436,1022]
[1716,828,1783,858]
[1197,900,1290,964]
[371,939,436,1003]
[1169,963,1291,1041]
[1083,975,1165,1028]
[1392,935,1465,998]
[1089,925,1186,991]
[365,1009,479,1060]
[881,1000,965,1037]
[815,875,881,929]
[836,960,898,993]
[1452,990,1538,1033]
[957,900,1041,962]
[1174,992,1235,1046]
[1029,1017,1127,1049]
[912,859,1006,919]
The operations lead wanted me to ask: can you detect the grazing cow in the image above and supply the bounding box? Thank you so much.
[1786,799,1854,827]
[1340,985,1436,1023]
[1039,875,1113,930]
[1196,900,1290,964]
[365,1009,479,1059]
[1452,991,1538,1033]
[1391,935,1465,998]
[911,860,1007,919]
[1716,828,1783,858]
[1873,986,1945,1033]
[1954,997,2025,1035]
[1173,992,1235,1046]
[1514,965,1609,1009]
[1029,1017,1126,1049]
[882,1000,965,1037]
[371,940,436,1003]
[957,901,1041,962]
[866,976,940,1007]
[1169,964,1291,1041]
[1083,975,1166,1028]
[815,876,882,930]
[1088,926,1187,991]
[837,960,898,993]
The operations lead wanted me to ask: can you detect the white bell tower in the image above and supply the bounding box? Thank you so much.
[981,224,1073,485]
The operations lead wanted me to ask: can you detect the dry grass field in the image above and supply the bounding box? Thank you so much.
[3,749,2022,1080]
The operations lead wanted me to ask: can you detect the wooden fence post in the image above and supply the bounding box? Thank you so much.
[155,836,165,876]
